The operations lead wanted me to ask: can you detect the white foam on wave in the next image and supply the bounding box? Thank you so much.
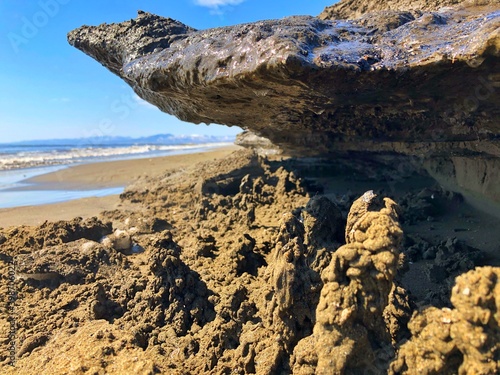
[0,143,231,171]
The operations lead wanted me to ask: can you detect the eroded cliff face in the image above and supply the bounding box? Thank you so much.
[62,2,500,370]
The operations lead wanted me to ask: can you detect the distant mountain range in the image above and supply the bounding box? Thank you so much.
[4,134,236,146]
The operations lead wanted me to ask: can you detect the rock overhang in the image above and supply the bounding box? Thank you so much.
[67,3,500,215]
[68,7,499,155]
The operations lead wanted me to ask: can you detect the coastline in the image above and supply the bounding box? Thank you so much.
[0,145,240,228]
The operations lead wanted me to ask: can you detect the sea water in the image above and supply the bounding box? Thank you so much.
[0,140,233,208]
[0,142,232,170]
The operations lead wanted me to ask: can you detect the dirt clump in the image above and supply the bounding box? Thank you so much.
[0,217,112,255]
[390,266,500,375]
[292,192,405,374]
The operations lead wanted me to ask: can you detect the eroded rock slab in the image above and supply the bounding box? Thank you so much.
[319,0,500,20]
[68,6,499,155]
[390,266,500,375]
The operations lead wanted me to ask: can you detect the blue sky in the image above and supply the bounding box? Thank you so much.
[0,0,335,142]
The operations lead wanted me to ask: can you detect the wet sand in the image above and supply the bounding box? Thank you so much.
[0,145,240,228]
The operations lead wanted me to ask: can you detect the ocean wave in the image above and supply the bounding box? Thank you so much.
[0,143,231,171]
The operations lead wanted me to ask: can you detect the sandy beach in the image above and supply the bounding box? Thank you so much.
[0,145,240,228]
[1,147,500,374]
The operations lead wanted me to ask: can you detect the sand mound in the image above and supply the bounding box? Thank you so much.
[1,150,498,374]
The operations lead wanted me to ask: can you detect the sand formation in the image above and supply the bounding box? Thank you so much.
[0,150,498,374]
[0,0,499,373]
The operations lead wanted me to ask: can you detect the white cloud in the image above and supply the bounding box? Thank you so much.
[133,94,156,109]
[195,0,245,9]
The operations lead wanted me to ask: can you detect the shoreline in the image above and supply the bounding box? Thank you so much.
[0,142,235,171]
[0,145,240,228]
